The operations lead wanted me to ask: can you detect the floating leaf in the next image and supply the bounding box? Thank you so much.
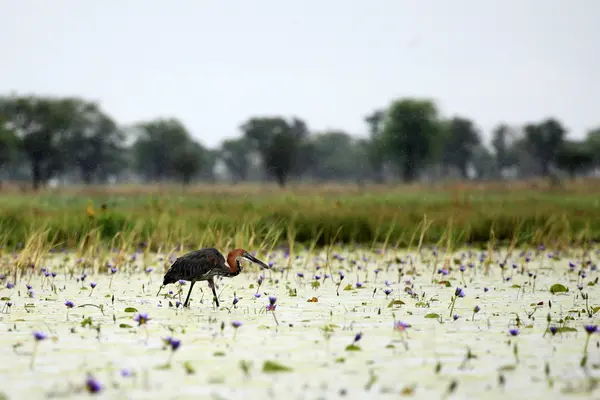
[262,360,293,373]
[511,284,521,288]
[498,364,517,371]
[1,297,10,301]
[335,357,345,363]
[307,297,318,302]
[183,361,195,375]
[387,300,405,308]
[213,351,226,357]
[311,281,321,289]
[119,324,132,329]
[400,385,416,396]
[124,307,138,313]
[593,307,600,315]
[345,344,362,351]
[547,327,577,333]
[549,284,568,294]
[343,284,353,291]
[424,313,440,319]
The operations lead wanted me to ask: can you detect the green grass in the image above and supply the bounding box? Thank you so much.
[1,182,600,251]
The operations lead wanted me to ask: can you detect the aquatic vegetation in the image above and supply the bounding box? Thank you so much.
[0,238,599,398]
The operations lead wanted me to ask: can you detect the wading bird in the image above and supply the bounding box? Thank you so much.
[159,248,270,308]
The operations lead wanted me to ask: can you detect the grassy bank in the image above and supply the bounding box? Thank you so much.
[1,180,600,251]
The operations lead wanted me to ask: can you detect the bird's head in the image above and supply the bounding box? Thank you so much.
[228,248,270,272]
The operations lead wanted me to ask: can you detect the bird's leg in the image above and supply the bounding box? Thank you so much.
[183,281,196,308]
[208,278,219,308]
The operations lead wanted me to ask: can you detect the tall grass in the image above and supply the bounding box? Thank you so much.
[1,180,600,254]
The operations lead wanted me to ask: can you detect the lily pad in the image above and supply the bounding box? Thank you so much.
[262,360,293,373]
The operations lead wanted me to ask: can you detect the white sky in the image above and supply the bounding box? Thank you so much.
[1,0,599,148]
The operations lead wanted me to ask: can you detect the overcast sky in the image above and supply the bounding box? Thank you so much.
[2,0,599,148]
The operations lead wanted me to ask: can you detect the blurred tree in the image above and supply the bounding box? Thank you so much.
[491,124,518,176]
[172,141,206,185]
[364,109,386,183]
[440,116,481,178]
[220,137,252,183]
[586,127,600,169]
[0,117,19,172]
[197,148,218,183]
[556,140,595,179]
[132,118,194,182]
[470,145,496,180]
[61,100,124,184]
[523,118,566,177]
[309,131,359,181]
[381,98,440,182]
[0,95,73,189]
[241,116,308,187]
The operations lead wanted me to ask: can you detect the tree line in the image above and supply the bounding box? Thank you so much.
[1,94,599,189]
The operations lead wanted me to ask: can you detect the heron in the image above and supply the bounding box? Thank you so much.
[159,247,269,308]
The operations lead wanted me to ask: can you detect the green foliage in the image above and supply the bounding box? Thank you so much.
[0,118,19,169]
[241,116,309,187]
[440,117,481,178]
[491,124,518,173]
[1,92,596,187]
[132,118,209,184]
[220,137,252,183]
[0,95,74,189]
[381,98,441,181]
[2,185,600,249]
[523,118,566,176]
[549,284,568,294]
[262,360,293,373]
[556,140,595,178]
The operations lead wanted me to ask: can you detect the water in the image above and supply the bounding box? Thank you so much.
[0,248,598,399]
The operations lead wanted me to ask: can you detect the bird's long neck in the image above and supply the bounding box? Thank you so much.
[226,255,242,276]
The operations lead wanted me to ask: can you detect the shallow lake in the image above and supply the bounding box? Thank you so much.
[0,246,599,399]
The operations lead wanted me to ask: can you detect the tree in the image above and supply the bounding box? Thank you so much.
[241,116,308,187]
[171,141,206,185]
[470,145,495,180]
[440,116,481,178]
[523,118,566,177]
[61,100,124,184]
[220,137,252,183]
[586,127,600,169]
[0,95,73,189]
[491,124,518,176]
[381,98,440,182]
[556,140,594,179]
[309,131,360,181]
[364,109,387,183]
[0,117,19,172]
[132,118,194,182]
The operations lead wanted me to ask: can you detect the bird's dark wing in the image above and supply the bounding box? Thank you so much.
[162,248,225,285]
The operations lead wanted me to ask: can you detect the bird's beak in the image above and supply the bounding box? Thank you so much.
[242,253,270,269]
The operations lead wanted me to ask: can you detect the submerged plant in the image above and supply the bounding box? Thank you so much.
[65,300,74,321]
[448,287,465,318]
[581,324,598,367]
[267,296,279,326]
[30,331,47,370]
[162,336,182,366]
[232,320,242,340]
